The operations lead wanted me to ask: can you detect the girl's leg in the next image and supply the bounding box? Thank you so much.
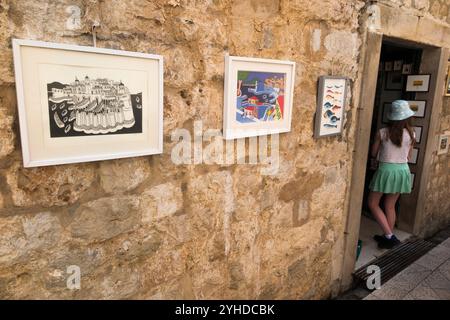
[384,193,400,231]
[368,191,392,235]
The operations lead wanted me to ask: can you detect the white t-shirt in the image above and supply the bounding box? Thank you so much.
[378,127,415,163]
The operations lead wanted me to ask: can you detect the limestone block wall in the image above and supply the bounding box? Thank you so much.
[0,0,365,299]
[0,0,449,299]
[378,0,450,24]
[422,87,450,237]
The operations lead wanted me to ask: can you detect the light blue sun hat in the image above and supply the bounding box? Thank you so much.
[387,100,415,121]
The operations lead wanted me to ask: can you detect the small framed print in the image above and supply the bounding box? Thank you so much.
[406,74,430,92]
[413,126,422,143]
[407,100,426,118]
[314,76,348,138]
[382,102,391,124]
[437,134,449,155]
[402,63,412,74]
[393,60,403,71]
[410,173,415,190]
[385,72,403,90]
[384,61,393,71]
[408,147,419,164]
[12,39,164,167]
[446,65,450,96]
[223,55,296,139]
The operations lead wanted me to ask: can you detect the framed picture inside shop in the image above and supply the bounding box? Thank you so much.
[407,100,426,118]
[12,39,164,167]
[314,76,347,138]
[413,126,423,143]
[385,71,403,90]
[408,147,419,164]
[406,74,430,92]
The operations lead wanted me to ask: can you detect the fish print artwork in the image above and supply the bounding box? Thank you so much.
[235,71,285,124]
[47,75,142,137]
[314,76,347,138]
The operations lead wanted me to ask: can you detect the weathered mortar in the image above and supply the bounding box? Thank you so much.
[0,0,448,299]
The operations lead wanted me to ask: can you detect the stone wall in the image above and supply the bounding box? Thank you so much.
[0,0,449,300]
[422,70,450,237]
[0,0,365,299]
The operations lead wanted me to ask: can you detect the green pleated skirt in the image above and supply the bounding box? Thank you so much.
[369,162,412,194]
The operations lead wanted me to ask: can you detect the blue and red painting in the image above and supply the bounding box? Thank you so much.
[236,71,285,124]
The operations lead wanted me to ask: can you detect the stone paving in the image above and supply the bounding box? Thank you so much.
[364,238,450,300]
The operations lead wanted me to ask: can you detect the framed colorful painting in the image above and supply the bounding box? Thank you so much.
[314,76,347,138]
[12,39,163,167]
[223,55,295,140]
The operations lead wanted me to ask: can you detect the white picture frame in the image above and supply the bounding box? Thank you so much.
[407,100,426,118]
[406,74,430,92]
[408,147,419,164]
[437,134,449,155]
[402,63,412,74]
[223,55,295,140]
[413,126,422,143]
[410,173,415,189]
[314,76,348,138]
[12,39,163,167]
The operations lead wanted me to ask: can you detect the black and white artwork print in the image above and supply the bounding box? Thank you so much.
[47,75,142,137]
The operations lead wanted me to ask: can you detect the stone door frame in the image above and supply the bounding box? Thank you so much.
[340,4,450,291]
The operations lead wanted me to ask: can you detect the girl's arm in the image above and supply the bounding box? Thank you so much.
[407,132,416,161]
[369,130,381,170]
[371,130,381,159]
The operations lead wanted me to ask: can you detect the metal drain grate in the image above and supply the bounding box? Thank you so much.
[353,237,436,286]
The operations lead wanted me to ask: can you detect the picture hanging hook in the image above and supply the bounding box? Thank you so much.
[91,22,100,47]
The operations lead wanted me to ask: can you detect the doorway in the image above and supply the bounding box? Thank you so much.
[340,17,449,290]
[355,40,424,269]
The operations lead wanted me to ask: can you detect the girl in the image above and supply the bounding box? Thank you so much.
[368,100,415,249]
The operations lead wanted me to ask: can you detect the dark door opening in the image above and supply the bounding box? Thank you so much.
[356,39,424,269]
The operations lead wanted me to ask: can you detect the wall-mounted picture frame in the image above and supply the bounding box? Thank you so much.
[406,74,430,92]
[413,126,422,143]
[314,76,347,138]
[410,173,415,190]
[12,39,163,167]
[407,100,426,118]
[223,55,295,140]
[445,65,450,97]
[402,63,412,75]
[437,134,449,155]
[408,147,419,164]
[384,61,393,72]
[393,60,403,71]
[385,71,403,90]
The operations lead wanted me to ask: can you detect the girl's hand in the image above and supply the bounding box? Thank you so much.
[369,158,378,170]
